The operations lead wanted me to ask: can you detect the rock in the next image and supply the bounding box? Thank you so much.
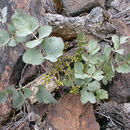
[106,0,130,15]
[60,0,105,16]
[96,101,130,129]
[85,7,115,40]
[45,94,100,130]
[110,0,130,12]
[44,7,115,41]
[109,74,130,103]
[123,103,130,115]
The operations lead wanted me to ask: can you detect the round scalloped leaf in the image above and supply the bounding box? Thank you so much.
[96,89,108,100]
[26,39,43,48]
[13,91,25,108]
[8,37,16,47]
[120,36,129,44]
[115,49,124,55]
[5,86,18,96]
[0,92,8,104]
[103,45,111,60]
[80,91,96,104]
[92,70,104,81]
[112,35,120,50]
[116,64,130,73]
[11,9,39,37]
[82,54,89,62]
[8,23,16,34]
[22,48,44,65]
[125,54,130,64]
[88,39,100,55]
[22,88,32,98]
[87,81,101,92]
[74,62,84,73]
[38,25,52,39]
[42,37,64,62]
[1,7,7,23]
[16,36,27,43]
[0,30,10,47]
[36,85,57,104]
[77,33,86,43]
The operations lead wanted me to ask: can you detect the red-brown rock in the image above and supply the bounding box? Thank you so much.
[45,94,100,130]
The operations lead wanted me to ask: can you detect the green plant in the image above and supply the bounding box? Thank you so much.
[0,7,63,108]
[0,7,130,108]
[0,7,64,64]
[50,33,130,104]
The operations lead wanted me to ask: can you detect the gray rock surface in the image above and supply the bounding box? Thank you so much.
[60,0,105,16]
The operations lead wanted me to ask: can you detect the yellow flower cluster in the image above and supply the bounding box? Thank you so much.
[70,86,80,94]
[43,74,53,84]
[56,79,64,86]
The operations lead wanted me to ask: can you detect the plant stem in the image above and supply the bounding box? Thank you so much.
[32,32,38,40]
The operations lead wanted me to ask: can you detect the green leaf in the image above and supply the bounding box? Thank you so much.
[116,64,130,73]
[96,89,108,100]
[74,62,89,79]
[120,36,129,44]
[92,70,104,81]
[64,76,73,87]
[75,73,89,79]
[74,78,86,86]
[26,39,43,48]
[16,36,27,43]
[87,81,101,92]
[89,53,104,65]
[77,33,86,43]
[103,45,111,60]
[42,37,64,62]
[115,54,123,63]
[88,39,100,55]
[74,62,84,73]
[80,91,96,104]
[112,35,119,50]
[102,77,108,85]
[13,91,25,108]
[22,88,32,98]
[1,7,7,23]
[87,65,95,75]
[0,92,8,104]
[36,85,57,104]
[22,48,44,65]
[0,30,10,47]
[11,9,39,37]
[82,54,89,62]
[125,54,130,64]
[38,25,52,39]
[8,23,16,34]
[115,49,124,55]
[5,86,18,96]
[103,60,115,80]
[8,37,16,47]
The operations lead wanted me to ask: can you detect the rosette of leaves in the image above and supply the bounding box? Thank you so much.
[0,8,64,65]
[72,34,130,104]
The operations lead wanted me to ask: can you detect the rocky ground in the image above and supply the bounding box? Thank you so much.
[0,0,130,129]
